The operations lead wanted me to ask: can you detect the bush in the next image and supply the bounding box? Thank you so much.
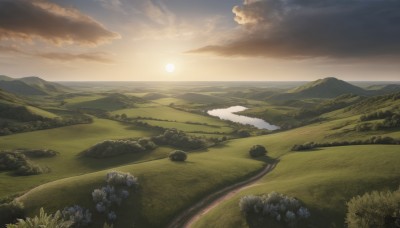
[106,171,138,188]
[239,192,311,227]
[249,145,267,157]
[169,150,187,162]
[152,129,207,150]
[19,149,57,158]
[237,129,251,138]
[82,138,157,158]
[0,151,45,176]
[0,200,25,225]
[346,187,400,228]
[92,171,138,221]
[62,205,92,227]
[6,208,72,228]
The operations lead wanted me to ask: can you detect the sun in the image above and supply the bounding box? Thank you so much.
[165,63,175,73]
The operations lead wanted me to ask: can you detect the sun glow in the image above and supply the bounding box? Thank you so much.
[165,63,175,73]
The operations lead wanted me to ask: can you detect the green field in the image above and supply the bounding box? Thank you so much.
[1,78,400,228]
[112,105,228,126]
[192,145,400,228]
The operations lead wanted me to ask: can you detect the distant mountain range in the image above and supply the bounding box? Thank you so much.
[0,75,70,96]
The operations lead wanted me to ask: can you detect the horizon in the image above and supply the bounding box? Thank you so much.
[1,0,400,81]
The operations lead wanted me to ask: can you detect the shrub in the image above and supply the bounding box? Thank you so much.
[346,187,400,228]
[106,171,138,187]
[237,129,251,138]
[152,129,207,150]
[0,151,45,176]
[249,145,267,157]
[62,205,91,227]
[169,150,187,162]
[19,149,57,158]
[92,171,138,221]
[82,138,157,158]
[239,192,311,227]
[0,200,25,225]
[6,208,72,228]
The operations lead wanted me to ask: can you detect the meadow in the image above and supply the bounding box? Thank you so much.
[1,78,400,228]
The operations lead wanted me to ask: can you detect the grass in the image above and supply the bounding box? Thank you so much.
[142,119,233,133]
[18,144,267,228]
[192,145,400,228]
[0,117,156,198]
[112,105,229,127]
[26,106,59,118]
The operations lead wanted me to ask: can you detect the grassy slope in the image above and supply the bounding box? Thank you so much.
[142,120,232,133]
[192,145,400,228]
[26,106,59,118]
[112,105,228,126]
[0,117,157,198]
[19,145,266,228]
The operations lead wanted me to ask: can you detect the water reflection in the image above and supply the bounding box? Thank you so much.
[207,106,280,130]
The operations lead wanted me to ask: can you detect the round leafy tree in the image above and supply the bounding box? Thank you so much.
[249,145,267,157]
[169,150,187,162]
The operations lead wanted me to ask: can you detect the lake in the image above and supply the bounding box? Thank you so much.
[207,106,280,130]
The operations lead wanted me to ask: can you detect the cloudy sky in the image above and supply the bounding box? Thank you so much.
[0,0,399,81]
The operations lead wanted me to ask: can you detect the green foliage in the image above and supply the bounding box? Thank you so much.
[0,115,92,136]
[82,138,157,158]
[152,129,207,150]
[360,110,394,121]
[6,208,72,228]
[0,151,46,176]
[239,192,311,227]
[0,200,25,225]
[169,150,187,162]
[237,129,251,138]
[346,187,400,228]
[249,145,267,157]
[291,136,400,151]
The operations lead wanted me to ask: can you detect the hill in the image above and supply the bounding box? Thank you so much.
[142,92,168,100]
[67,93,143,111]
[18,76,70,93]
[367,84,400,94]
[176,93,228,104]
[0,75,71,96]
[270,77,368,100]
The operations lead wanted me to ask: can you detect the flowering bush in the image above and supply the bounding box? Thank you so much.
[62,205,92,227]
[239,192,311,227]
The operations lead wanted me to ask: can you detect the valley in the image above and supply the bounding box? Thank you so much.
[1,75,400,228]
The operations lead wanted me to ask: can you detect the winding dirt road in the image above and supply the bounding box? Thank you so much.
[167,162,278,228]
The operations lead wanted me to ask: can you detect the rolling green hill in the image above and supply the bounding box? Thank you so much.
[0,75,71,96]
[67,93,143,111]
[176,93,228,104]
[270,77,368,100]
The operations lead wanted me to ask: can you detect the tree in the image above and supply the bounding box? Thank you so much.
[346,187,400,228]
[249,145,267,157]
[169,150,187,162]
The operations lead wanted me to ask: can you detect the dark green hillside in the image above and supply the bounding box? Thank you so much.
[18,76,70,93]
[270,77,368,100]
[0,80,47,96]
[176,92,228,104]
[0,75,13,81]
[142,92,168,100]
[367,84,400,94]
[0,89,25,104]
[67,93,143,111]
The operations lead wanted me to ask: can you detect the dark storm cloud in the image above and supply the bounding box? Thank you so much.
[189,0,400,59]
[0,0,120,45]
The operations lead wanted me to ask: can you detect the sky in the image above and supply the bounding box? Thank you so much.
[0,0,399,81]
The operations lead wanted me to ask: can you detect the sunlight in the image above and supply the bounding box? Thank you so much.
[165,63,175,73]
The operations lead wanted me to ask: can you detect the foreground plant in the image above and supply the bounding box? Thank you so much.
[7,208,72,228]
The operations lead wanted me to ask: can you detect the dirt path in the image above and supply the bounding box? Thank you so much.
[167,162,278,228]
